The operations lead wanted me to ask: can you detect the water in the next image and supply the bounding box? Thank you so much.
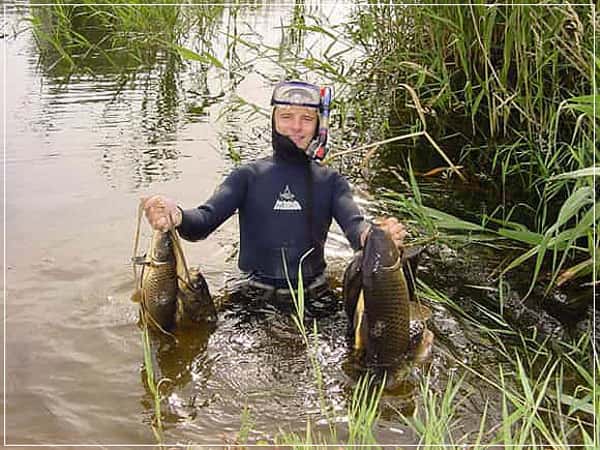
[2,2,592,447]
[2,2,412,446]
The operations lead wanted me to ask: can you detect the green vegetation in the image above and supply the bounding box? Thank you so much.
[273,250,385,447]
[345,2,597,292]
[26,1,180,76]
[406,281,597,448]
[141,315,171,444]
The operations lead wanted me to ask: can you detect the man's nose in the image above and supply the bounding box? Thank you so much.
[291,116,303,131]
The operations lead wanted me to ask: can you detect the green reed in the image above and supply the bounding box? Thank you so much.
[277,250,388,447]
[404,281,596,448]
[26,1,225,78]
[380,163,597,297]
[342,3,597,291]
[400,370,467,447]
[275,371,385,449]
[346,372,384,446]
[140,317,170,445]
[281,249,338,442]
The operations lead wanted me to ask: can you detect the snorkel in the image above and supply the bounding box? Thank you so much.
[306,86,332,162]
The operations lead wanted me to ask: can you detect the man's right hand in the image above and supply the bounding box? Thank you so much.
[142,195,182,232]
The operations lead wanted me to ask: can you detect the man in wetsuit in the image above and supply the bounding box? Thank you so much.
[143,80,406,305]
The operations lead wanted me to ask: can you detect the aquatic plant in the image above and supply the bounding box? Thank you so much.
[400,370,467,447]
[342,3,597,291]
[25,0,226,78]
[346,372,385,446]
[408,281,597,447]
[26,1,179,76]
[280,249,393,447]
[380,164,597,297]
[140,317,171,444]
[281,249,339,442]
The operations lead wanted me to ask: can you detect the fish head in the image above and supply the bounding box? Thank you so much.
[362,226,400,287]
[150,230,174,262]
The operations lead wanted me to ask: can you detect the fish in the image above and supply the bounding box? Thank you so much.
[132,230,179,331]
[343,226,427,367]
[131,202,215,332]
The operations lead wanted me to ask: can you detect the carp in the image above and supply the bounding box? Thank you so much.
[132,202,216,332]
[132,229,179,331]
[343,225,430,367]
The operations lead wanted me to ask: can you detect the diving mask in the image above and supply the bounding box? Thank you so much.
[271,80,321,109]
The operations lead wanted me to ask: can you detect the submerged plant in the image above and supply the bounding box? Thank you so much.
[140,317,171,444]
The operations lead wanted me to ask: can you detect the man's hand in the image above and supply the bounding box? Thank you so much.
[142,195,182,232]
[360,217,408,249]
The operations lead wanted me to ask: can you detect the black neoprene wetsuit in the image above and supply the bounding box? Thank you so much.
[177,131,368,289]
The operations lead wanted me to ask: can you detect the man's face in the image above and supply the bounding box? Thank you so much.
[274,106,318,150]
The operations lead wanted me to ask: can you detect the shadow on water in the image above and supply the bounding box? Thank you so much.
[140,321,216,426]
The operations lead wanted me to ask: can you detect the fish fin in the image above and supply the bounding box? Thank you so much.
[343,251,364,331]
[132,255,150,265]
[354,290,367,350]
[413,329,434,363]
[131,289,142,303]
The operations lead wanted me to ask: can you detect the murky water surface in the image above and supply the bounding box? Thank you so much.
[2,2,590,446]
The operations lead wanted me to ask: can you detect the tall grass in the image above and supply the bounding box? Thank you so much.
[276,249,385,447]
[403,281,597,448]
[380,161,597,295]
[400,370,467,447]
[345,3,597,291]
[25,1,225,78]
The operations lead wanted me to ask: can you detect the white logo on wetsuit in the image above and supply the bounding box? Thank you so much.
[273,185,302,211]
